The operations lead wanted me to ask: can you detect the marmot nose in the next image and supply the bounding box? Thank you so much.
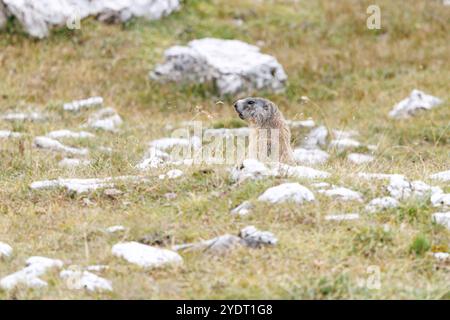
[233,102,238,110]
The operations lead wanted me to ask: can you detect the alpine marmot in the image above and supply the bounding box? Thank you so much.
[233,97,295,164]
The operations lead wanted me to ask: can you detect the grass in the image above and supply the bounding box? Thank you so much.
[0,0,449,299]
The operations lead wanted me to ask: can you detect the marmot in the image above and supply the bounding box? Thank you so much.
[233,97,295,164]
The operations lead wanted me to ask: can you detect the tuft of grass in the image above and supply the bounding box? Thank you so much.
[409,234,431,256]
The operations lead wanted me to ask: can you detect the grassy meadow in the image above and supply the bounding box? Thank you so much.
[0,0,449,299]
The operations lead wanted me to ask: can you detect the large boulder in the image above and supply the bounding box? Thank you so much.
[150,38,287,96]
[1,0,180,39]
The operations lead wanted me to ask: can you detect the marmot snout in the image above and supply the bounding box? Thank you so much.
[233,97,295,164]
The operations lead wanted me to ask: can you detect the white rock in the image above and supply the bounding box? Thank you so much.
[3,0,180,39]
[357,172,405,181]
[277,163,331,179]
[365,197,399,213]
[172,234,242,255]
[0,242,13,258]
[151,38,287,95]
[230,201,253,216]
[302,126,328,149]
[58,158,91,168]
[311,182,332,189]
[318,187,363,202]
[34,136,88,156]
[432,212,450,229]
[434,252,449,261]
[112,242,182,268]
[166,169,184,179]
[347,153,374,164]
[389,89,443,119]
[230,159,275,182]
[329,138,361,151]
[47,130,95,139]
[87,107,123,132]
[324,213,360,221]
[1,111,45,121]
[0,130,22,138]
[106,225,126,233]
[431,193,450,208]
[60,269,112,292]
[293,148,330,165]
[0,256,63,291]
[30,176,146,194]
[239,226,277,248]
[136,156,165,170]
[430,170,450,182]
[63,97,103,112]
[387,176,442,200]
[258,183,315,204]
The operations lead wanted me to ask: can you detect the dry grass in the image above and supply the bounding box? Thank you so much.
[0,0,449,299]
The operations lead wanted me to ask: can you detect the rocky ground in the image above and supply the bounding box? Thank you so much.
[0,0,449,299]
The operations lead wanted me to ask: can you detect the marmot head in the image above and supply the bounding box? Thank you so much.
[233,97,279,126]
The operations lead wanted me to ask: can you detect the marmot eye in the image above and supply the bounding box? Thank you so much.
[247,100,255,105]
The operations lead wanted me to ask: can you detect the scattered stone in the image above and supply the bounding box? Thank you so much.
[63,97,104,112]
[0,242,13,259]
[365,197,399,213]
[430,170,450,182]
[60,269,112,292]
[230,159,274,182]
[357,172,405,181]
[106,225,126,233]
[258,183,315,204]
[2,0,180,39]
[58,158,91,168]
[0,256,63,291]
[302,126,328,149]
[293,148,330,165]
[434,252,449,261]
[388,89,443,119]
[173,234,242,255]
[432,212,450,230]
[30,176,146,194]
[387,176,442,200]
[347,153,374,164]
[230,201,253,216]
[239,226,277,248]
[112,242,182,269]
[318,186,363,202]
[311,182,332,189]
[1,111,45,122]
[87,107,123,132]
[278,164,331,179]
[34,136,88,156]
[324,213,360,221]
[329,138,361,152]
[47,130,95,139]
[150,38,287,95]
[431,193,450,208]
[166,169,184,179]
[0,130,22,138]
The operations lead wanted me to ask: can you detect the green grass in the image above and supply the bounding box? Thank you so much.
[0,0,449,299]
